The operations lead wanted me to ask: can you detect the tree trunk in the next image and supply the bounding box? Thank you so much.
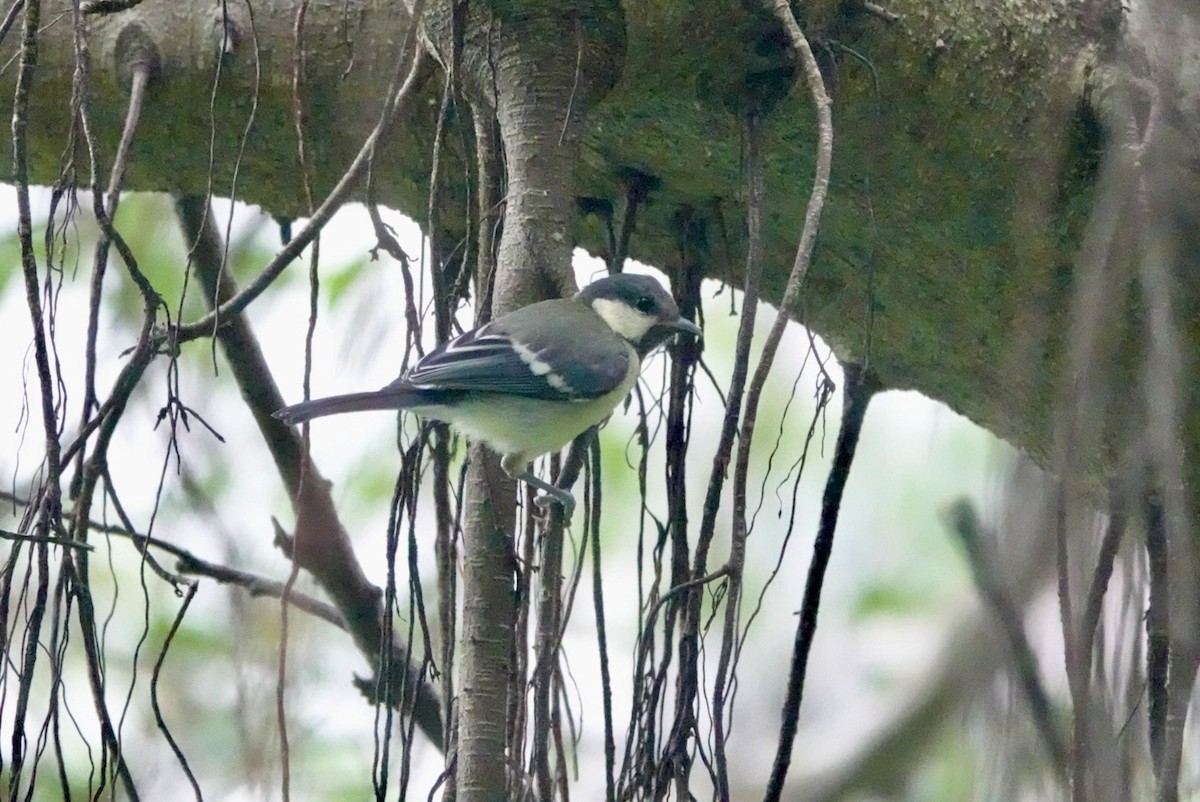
[414,2,625,797]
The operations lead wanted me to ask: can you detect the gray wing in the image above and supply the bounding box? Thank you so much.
[403,301,631,400]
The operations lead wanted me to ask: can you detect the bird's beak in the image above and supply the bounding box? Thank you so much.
[664,317,702,339]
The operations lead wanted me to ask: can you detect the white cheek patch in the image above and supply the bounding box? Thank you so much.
[512,339,577,395]
[591,297,656,343]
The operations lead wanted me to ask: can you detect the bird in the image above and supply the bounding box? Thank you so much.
[274,273,702,517]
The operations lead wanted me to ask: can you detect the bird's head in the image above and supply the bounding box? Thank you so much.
[577,273,702,356]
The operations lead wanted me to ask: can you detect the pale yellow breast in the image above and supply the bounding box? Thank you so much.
[416,343,641,464]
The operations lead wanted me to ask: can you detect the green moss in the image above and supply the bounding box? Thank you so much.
[572,0,1108,459]
[5,0,1119,462]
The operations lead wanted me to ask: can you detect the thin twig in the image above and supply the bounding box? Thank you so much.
[0,490,354,627]
[764,363,877,802]
[1145,497,1168,780]
[586,440,616,802]
[949,498,1069,779]
[403,443,438,796]
[856,0,900,24]
[278,1,321,794]
[735,361,834,705]
[636,567,730,654]
[66,35,175,794]
[1130,78,1198,799]
[101,472,186,587]
[764,0,833,315]
[9,0,67,795]
[173,38,428,343]
[748,4,838,797]
[173,196,443,747]
[533,514,565,800]
[532,432,592,799]
[1080,497,1127,681]
[77,54,151,469]
[1055,471,1085,797]
[276,559,299,802]
[0,1,26,48]
[610,173,654,273]
[710,111,766,799]
[417,53,462,786]
[666,106,766,802]
[148,580,203,801]
[0,529,93,551]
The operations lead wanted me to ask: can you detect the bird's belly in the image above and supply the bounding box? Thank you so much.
[439,390,624,459]
[415,360,638,462]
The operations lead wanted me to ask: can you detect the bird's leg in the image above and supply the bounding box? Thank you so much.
[519,470,576,520]
[501,454,576,520]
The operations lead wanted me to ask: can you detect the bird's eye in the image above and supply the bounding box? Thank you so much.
[634,295,656,314]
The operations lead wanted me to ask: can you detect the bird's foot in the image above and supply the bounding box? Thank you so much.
[534,488,576,521]
[515,469,576,522]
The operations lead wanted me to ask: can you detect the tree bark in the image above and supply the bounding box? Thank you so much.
[7,0,1194,473]
[415,3,625,797]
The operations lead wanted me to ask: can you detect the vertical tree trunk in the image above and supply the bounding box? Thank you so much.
[421,4,624,797]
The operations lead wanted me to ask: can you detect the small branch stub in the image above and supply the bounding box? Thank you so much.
[113,22,161,90]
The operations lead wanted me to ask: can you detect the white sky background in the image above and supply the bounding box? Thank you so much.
[0,193,1021,799]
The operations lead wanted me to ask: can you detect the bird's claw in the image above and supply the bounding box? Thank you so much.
[514,469,576,522]
[534,491,575,522]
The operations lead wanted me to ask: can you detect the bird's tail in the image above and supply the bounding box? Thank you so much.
[273,388,421,425]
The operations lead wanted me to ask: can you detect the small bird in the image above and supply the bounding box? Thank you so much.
[274,273,701,517]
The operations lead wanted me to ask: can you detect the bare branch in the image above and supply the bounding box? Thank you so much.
[173,37,429,343]
[764,363,878,802]
[174,195,443,748]
[949,498,1069,781]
